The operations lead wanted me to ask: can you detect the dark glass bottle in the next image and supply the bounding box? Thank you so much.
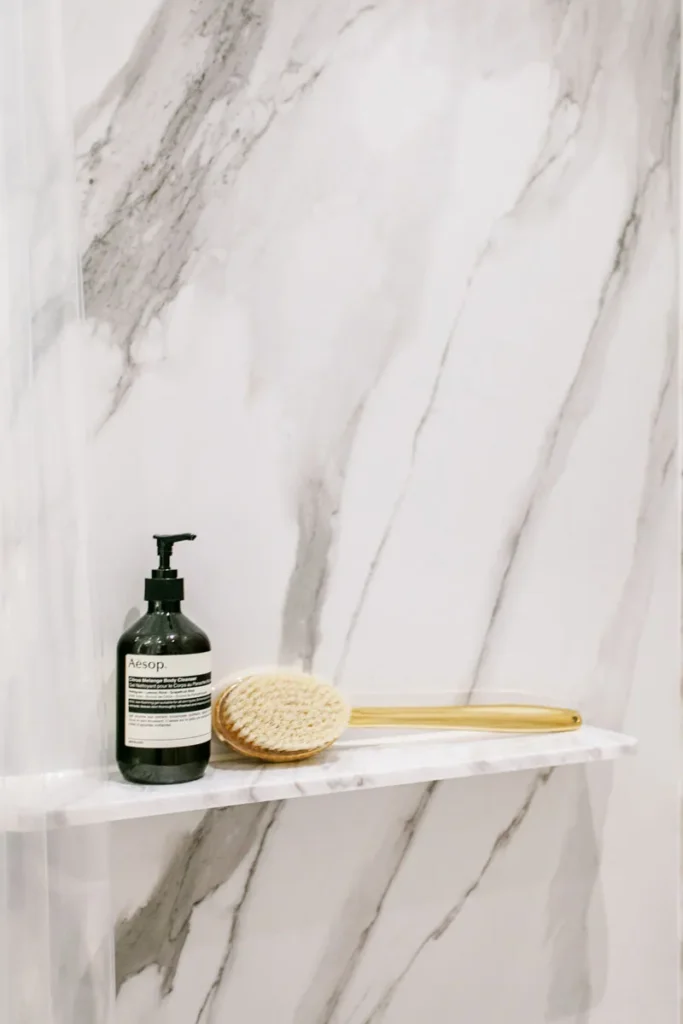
[116,534,211,784]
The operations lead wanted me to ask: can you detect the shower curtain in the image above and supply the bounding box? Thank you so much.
[0,0,115,1020]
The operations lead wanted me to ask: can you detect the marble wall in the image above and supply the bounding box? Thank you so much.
[63,1,679,1021]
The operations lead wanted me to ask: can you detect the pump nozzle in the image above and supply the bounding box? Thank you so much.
[154,533,197,570]
[146,533,197,603]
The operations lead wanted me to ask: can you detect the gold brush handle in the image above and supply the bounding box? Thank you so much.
[348,705,582,733]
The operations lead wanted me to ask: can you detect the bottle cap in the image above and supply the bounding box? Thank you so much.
[145,533,196,602]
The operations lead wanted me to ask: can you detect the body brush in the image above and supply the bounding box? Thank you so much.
[212,671,582,763]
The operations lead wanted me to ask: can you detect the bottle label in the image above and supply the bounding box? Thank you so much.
[125,653,212,749]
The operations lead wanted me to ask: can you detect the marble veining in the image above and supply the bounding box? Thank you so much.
[68,0,679,700]
[109,759,633,1024]
[355,768,554,1023]
[59,0,680,1021]
[115,802,274,997]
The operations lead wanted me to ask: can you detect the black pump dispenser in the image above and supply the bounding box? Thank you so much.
[116,533,211,785]
[145,533,196,602]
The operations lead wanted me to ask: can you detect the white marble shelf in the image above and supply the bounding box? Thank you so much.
[2,726,636,831]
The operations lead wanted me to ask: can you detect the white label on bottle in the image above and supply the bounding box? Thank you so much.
[125,653,212,749]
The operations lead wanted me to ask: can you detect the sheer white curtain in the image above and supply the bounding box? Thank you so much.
[0,0,115,1021]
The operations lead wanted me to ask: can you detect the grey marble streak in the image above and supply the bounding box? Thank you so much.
[466,157,668,698]
[274,69,459,671]
[279,342,402,672]
[361,768,554,1023]
[294,781,438,1024]
[336,0,680,689]
[333,0,603,681]
[594,318,677,723]
[538,310,676,1019]
[486,0,677,644]
[115,772,553,1023]
[115,803,271,996]
[277,250,449,676]
[333,243,487,682]
[194,804,280,1024]
[537,321,678,1023]
[80,0,276,419]
[468,8,680,701]
[75,0,404,681]
[279,404,364,672]
[491,104,677,1024]
[546,285,677,1017]
[545,769,605,1022]
[278,471,338,672]
[541,339,678,1021]
[79,0,381,425]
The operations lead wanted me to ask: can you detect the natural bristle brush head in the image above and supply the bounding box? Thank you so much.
[213,671,350,762]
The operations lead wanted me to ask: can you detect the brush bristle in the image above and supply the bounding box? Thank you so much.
[218,672,350,753]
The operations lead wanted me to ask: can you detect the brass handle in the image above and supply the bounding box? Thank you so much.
[348,704,582,733]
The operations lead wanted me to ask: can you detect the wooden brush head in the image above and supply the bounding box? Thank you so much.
[212,671,350,762]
